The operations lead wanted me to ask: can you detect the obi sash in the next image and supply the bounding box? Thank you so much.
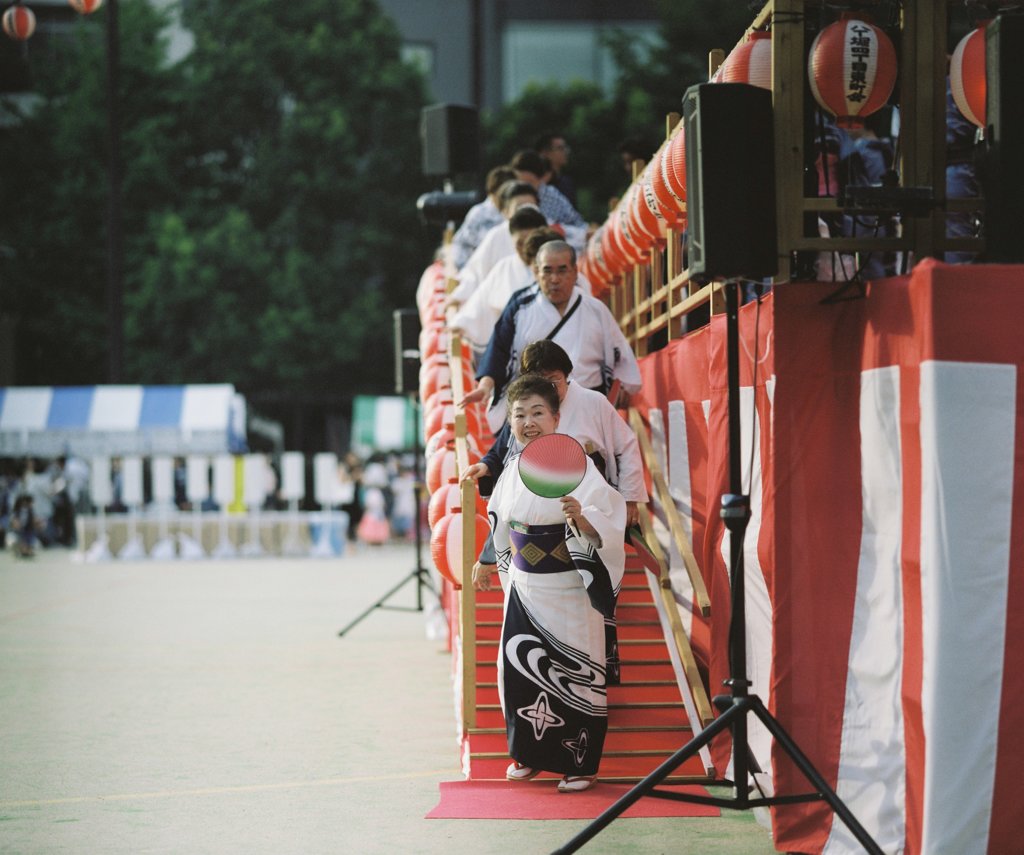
[509,523,572,574]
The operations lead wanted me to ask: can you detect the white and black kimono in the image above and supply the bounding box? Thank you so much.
[488,454,626,777]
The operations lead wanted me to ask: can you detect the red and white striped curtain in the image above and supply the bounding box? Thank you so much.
[632,259,1024,854]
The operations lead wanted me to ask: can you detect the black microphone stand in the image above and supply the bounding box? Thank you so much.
[337,395,438,638]
[554,281,882,854]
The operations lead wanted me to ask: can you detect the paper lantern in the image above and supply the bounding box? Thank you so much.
[430,509,491,587]
[722,31,772,89]
[69,0,103,13]
[3,5,35,40]
[619,187,653,257]
[599,222,625,278]
[649,147,684,225]
[629,173,662,246]
[808,17,897,128]
[426,445,480,494]
[428,480,487,528]
[423,388,454,415]
[950,25,987,129]
[667,127,688,207]
[637,164,670,244]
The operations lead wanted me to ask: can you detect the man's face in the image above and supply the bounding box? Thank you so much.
[535,248,577,311]
[545,138,570,171]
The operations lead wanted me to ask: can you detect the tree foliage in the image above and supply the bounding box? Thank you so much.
[0,0,431,396]
[484,0,755,221]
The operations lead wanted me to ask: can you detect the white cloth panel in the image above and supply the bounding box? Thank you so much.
[824,366,906,855]
[213,455,236,506]
[919,361,1016,855]
[121,456,144,506]
[186,456,209,503]
[313,453,339,506]
[151,456,175,503]
[280,452,304,501]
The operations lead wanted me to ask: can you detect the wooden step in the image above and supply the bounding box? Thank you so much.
[467,751,710,782]
[467,725,695,754]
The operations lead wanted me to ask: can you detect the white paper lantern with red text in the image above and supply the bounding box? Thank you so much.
[808,17,897,128]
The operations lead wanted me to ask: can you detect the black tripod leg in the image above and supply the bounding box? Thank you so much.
[553,703,740,855]
[336,569,422,637]
[749,697,885,855]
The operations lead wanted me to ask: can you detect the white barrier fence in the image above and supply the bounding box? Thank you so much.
[77,451,352,562]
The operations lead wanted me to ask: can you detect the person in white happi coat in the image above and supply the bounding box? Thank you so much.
[447,165,515,271]
[447,182,539,309]
[451,226,593,354]
[461,240,642,433]
[473,374,625,792]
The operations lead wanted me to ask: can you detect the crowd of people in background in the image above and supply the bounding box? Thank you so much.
[0,451,425,558]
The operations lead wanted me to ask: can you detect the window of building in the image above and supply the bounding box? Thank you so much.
[502,21,657,103]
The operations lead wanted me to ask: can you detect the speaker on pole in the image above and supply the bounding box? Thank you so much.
[394,308,420,395]
[420,104,480,178]
[683,83,777,281]
[983,15,1024,263]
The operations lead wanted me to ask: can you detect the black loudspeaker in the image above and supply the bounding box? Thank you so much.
[683,83,777,281]
[394,309,421,395]
[420,104,480,177]
[984,15,1024,263]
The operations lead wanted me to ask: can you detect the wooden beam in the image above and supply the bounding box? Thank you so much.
[629,408,712,616]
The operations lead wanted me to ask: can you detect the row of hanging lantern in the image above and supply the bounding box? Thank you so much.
[2,0,102,41]
[416,262,490,589]
[581,13,989,292]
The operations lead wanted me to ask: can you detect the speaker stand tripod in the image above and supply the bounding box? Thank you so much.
[337,396,439,638]
[554,282,882,855]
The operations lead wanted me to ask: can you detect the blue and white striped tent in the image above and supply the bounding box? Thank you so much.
[0,384,247,457]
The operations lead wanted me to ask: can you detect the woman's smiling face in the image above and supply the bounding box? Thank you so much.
[509,393,559,445]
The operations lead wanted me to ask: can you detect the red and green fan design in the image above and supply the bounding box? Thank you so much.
[518,433,587,498]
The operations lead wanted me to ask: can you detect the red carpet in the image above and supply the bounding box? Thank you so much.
[426,780,720,820]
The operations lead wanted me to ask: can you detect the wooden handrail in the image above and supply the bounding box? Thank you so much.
[628,407,711,617]
[447,328,478,731]
[636,499,715,729]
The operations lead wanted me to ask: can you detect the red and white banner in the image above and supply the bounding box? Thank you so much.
[632,260,1024,854]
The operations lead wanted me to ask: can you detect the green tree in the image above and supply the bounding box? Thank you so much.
[0,1,187,384]
[0,0,431,399]
[133,0,432,394]
[483,0,755,220]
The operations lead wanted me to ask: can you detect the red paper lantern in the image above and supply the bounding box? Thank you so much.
[667,128,688,207]
[620,187,653,256]
[649,148,683,226]
[430,509,490,587]
[426,445,480,494]
[637,165,669,244]
[629,172,662,246]
[69,0,103,13]
[427,480,487,528]
[423,388,454,415]
[808,17,897,128]
[599,222,626,278]
[950,25,987,129]
[3,5,36,40]
[722,31,772,89]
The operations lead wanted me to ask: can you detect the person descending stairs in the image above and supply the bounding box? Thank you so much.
[463,547,714,783]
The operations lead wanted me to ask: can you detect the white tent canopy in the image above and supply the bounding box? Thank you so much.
[0,384,247,458]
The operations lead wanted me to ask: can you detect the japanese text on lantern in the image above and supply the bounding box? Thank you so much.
[847,25,872,103]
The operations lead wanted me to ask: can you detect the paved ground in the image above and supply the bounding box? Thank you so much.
[0,543,777,854]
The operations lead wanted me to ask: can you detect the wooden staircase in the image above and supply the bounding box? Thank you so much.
[462,553,714,783]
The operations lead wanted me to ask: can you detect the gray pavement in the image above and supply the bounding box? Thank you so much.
[0,543,776,854]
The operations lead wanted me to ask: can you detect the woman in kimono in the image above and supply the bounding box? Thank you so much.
[472,374,626,792]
